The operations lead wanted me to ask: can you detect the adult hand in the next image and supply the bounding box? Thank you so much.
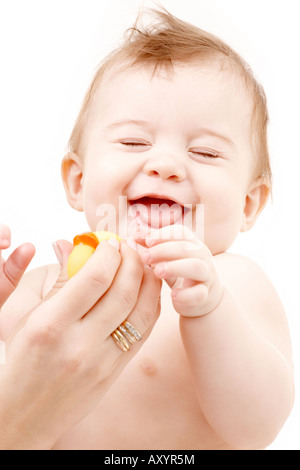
[0,224,35,307]
[0,239,161,450]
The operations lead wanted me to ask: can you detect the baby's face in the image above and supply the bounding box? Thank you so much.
[68,62,261,254]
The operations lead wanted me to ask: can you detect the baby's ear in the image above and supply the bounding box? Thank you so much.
[61,152,84,211]
[240,178,270,232]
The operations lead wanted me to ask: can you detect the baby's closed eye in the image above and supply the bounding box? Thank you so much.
[188,147,222,159]
[121,139,150,146]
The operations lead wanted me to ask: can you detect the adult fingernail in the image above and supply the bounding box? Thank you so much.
[52,241,63,265]
[107,238,120,250]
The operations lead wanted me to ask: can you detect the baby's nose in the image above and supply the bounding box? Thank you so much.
[142,153,186,182]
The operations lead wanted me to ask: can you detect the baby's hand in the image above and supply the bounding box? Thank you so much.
[141,226,224,317]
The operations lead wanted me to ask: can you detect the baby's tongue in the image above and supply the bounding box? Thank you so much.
[131,197,183,228]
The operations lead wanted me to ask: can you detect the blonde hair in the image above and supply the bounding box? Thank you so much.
[68,8,271,186]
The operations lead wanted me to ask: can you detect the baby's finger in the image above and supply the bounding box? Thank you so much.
[171,283,209,317]
[0,243,36,307]
[141,240,209,266]
[154,258,210,283]
[145,225,200,247]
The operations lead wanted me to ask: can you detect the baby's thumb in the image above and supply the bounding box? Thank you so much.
[46,240,74,298]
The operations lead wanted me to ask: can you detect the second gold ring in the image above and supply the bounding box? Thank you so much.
[111,321,142,352]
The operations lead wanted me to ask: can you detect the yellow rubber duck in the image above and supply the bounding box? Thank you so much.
[67,231,121,278]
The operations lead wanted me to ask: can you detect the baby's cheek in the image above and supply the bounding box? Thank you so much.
[82,187,106,230]
[204,195,244,254]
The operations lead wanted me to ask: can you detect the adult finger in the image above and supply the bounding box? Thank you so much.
[82,241,144,335]
[75,270,161,396]
[122,266,162,336]
[0,243,36,307]
[0,224,11,249]
[94,266,161,360]
[44,240,122,324]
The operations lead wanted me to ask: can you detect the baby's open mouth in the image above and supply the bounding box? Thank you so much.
[128,195,187,229]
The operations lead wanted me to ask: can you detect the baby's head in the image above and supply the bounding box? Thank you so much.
[62,9,271,255]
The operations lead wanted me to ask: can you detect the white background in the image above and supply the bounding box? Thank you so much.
[0,0,299,450]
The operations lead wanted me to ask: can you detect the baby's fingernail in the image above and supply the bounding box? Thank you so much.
[107,238,120,250]
[145,237,155,247]
[52,241,63,265]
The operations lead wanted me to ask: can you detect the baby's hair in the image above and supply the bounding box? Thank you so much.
[68,8,271,187]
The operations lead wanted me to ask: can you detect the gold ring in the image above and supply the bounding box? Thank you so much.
[111,321,142,352]
[123,321,142,342]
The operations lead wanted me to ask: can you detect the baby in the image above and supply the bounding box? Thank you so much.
[3,9,294,449]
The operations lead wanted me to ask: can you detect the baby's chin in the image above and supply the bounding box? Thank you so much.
[206,238,233,256]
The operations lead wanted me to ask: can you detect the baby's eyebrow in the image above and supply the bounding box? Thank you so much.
[192,127,235,148]
[106,119,152,130]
